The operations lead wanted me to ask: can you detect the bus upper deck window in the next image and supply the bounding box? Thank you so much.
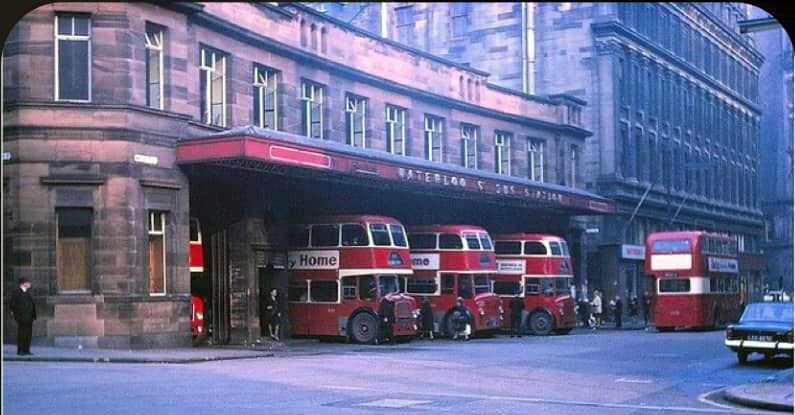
[549,241,562,256]
[408,233,436,249]
[369,224,391,246]
[342,224,368,246]
[389,225,408,247]
[524,242,547,255]
[464,233,481,250]
[439,234,463,249]
[479,233,493,250]
[289,225,310,248]
[494,241,521,255]
[311,224,339,247]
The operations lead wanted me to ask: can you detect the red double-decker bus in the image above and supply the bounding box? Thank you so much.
[645,231,742,331]
[189,217,205,339]
[491,234,576,335]
[288,215,417,343]
[406,225,503,337]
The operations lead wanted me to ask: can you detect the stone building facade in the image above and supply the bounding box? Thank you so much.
[748,5,794,293]
[315,2,768,302]
[3,2,604,347]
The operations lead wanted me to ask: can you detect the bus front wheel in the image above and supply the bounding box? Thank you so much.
[350,313,378,344]
[528,311,553,336]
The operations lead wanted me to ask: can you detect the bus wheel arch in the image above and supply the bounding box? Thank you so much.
[527,308,555,336]
[348,309,379,344]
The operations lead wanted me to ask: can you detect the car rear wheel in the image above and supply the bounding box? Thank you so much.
[350,313,378,344]
[737,351,749,365]
[528,311,553,336]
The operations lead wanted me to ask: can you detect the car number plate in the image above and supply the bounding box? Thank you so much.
[747,335,772,341]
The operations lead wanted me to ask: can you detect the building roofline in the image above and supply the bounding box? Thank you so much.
[284,3,492,77]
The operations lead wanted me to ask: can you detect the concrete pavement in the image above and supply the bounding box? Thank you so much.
[723,368,794,412]
[2,343,275,364]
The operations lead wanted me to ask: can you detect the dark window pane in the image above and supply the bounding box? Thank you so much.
[342,277,357,300]
[342,224,368,246]
[58,208,92,237]
[58,40,89,100]
[369,224,391,246]
[464,233,481,250]
[288,280,308,302]
[311,225,338,247]
[406,278,438,294]
[479,233,492,250]
[493,281,522,295]
[408,233,436,249]
[189,219,199,242]
[525,278,540,296]
[310,280,338,302]
[524,242,547,255]
[659,279,690,293]
[474,275,490,294]
[58,16,72,35]
[439,234,463,249]
[441,274,455,294]
[457,274,473,299]
[550,241,562,256]
[359,275,376,301]
[389,225,407,247]
[494,241,521,255]
[74,16,90,36]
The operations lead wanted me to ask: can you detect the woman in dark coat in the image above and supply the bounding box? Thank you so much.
[265,288,281,341]
[421,297,434,340]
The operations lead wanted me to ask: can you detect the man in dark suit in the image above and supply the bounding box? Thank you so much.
[10,278,36,355]
[378,296,395,345]
[509,293,525,338]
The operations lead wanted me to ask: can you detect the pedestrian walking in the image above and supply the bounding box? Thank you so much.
[264,288,281,341]
[629,295,639,322]
[451,297,471,341]
[420,297,434,340]
[9,278,36,355]
[569,282,577,301]
[641,291,651,327]
[590,290,603,328]
[614,295,623,328]
[509,293,524,337]
[378,295,396,344]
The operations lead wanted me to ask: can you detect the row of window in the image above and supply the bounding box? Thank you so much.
[51,15,571,184]
[618,123,758,208]
[617,51,759,163]
[492,277,572,297]
[407,232,493,251]
[288,273,493,302]
[493,240,570,256]
[618,4,758,102]
[701,238,739,256]
[55,208,167,295]
[288,223,408,249]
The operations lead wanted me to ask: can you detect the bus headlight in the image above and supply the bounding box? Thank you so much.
[498,305,504,314]
[479,308,485,316]
[196,312,204,320]
[412,309,421,319]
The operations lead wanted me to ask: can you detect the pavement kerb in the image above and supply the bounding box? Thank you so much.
[2,352,275,364]
[723,384,794,412]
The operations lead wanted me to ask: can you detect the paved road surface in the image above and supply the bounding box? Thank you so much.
[4,329,790,414]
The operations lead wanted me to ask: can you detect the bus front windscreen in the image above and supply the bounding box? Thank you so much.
[474,274,491,294]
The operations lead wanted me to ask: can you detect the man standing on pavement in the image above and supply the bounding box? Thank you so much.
[591,290,602,328]
[509,293,524,337]
[641,290,651,327]
[614,294,623,328]
[9,277,36,355]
